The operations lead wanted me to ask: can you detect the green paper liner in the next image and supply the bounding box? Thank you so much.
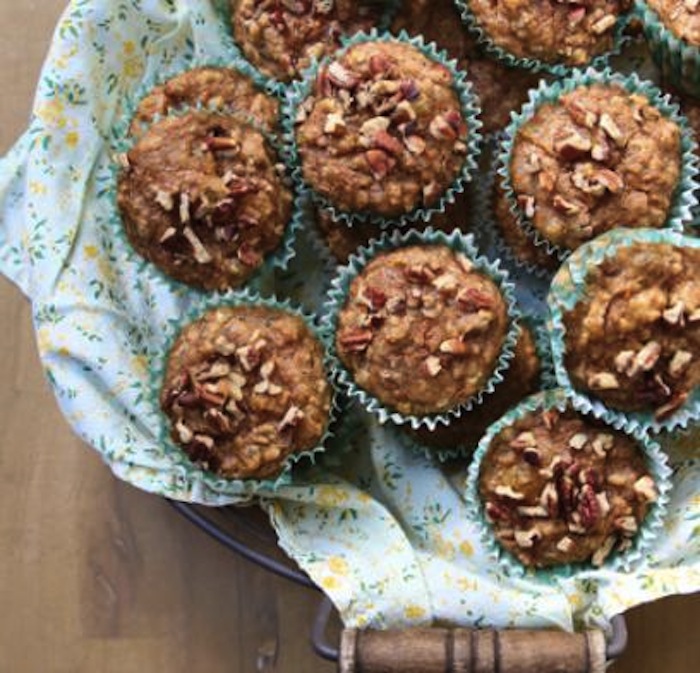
[107,103,303,295]
[282,29,483,228]
[323,226,521,430]
[634,0,700,98]
[396,311,557,462]
[454,0,630,77]
[547,227,700,434]
[149,287,340,495]
[464,388,673,578]
[496,66,699,262]
[213,0,401,96]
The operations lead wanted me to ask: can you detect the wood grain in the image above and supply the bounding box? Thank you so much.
[0,2,697,672]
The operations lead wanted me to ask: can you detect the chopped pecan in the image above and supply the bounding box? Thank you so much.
[204,136,240,152]
[422,181,442,203]
[553,130,592,160]
[359,116,390,146]
[159,227,177,245]
[456,287,493,312]
[192,433,215,451]
[599,113,625,146]
[591,14,616,35]
[365,149,396,180]
[563,98,598,128]
[439,338,468,355]
[327,61,359,89]
[568,433,588,451]
[339,328,374,352]
[556,536,576,553]
[155,189,175,211]
[400,79,420,102]
[591,433,614,457]
[633,475,658,502]
[175,419,194,443]
[591,535,616,567]
[629,341,662,376]
[237,242,262,268]
[425,356,442,377]
[588,372,620,390]
[368,53,392,77]
[373,130,404,156]
[552,194,582,216]
[655,392,688,419]
[516,505,549,518]
[429,114,458,141]
[510,431,536,449]
[517,194,536,219]
[614,350,636,375]
[278,405,305,432]
[485,501,510,522]
[324,112,346,136]
[514,528,541,549]
[404,135,426,155]
[615,516,638,536]
[578,484,600,528]
[494,485,526,500]
[182,226,212,264]
[669,350,693,378]
[539,482,559,516]
[663,301,686,326]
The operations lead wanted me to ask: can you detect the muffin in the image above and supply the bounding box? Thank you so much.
[408,323,542,454]
[160,305,332,479]
[391,0,542,134]
[314,191,472,264]
[462,0,628,69]
[293,39,473,220]
[492,179,559,273]
[117,110,293,290]
[478,401,659,568]
[335,243,510,416]
[561,240,700,420]
[644,0,700,46]
[509,83,683,252]
[230,0,383,83]
[128,66,280,137]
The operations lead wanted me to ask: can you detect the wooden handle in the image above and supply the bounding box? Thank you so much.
[339,627,606,673]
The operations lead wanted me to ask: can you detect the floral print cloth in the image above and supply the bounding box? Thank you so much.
[0,0,697,632]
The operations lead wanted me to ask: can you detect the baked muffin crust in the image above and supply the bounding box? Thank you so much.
[336,244,509,416]
[295,41,469,218]
[231,0,381,82]
[161,306,332,479]
[129,66,280,137]
[480,405,658,568]
[468,0,628,67]
[563,242,700,419]
[117,111,292,290]
[510,84,681,251]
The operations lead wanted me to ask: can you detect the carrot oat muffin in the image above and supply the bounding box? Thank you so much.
[562,241,700,420]
[335,244,510,416]
[128,66,280,137]
[479,401,659,568]
[464,0,628,68]
[392,0,541,134]
[409,324,542,453]
[231,0,383,83]
[644,0,700,46]
[510,83,682,252]
[117,110,293,291]
[492,180,559,272]
[160,305,332,479]
[294,40,472,219]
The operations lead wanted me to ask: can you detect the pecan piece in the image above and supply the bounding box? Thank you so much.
[429,114,458,141]
[591,535,616,567]
[633,475,658,502]
[327,61,359,89]
[278,405,305,432]
[553,130,592,160]
[588,372,620,390]
[577,484,600,529]
[339,328,374,352]
[514,528,542,549]
[569,433,588,451]
[365,149,396,180]
[439,338,468,355]
[373,130,404,156]
[669,350,693,378]
[494,485,526,501]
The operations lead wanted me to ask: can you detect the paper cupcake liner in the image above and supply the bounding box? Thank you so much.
[149,287,340,495]
[107,103,303,295]
[282,29,483,229]
[496,66,700,262]
[322,226,521,430]
[213,0,401,96]
[547,227,700,434]
[634,0,700,98]
[465,388,673,579]
[454,0,630,77]
[396,309,556,463]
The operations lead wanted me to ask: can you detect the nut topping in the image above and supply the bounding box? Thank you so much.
[591,535,616,567]
[633,475,658,502]
[669,350,693,378]
[327,61,359,90]
[663,301,685,326]
[494,485,526,501]
[588,372,620,390]
[568,433,588,451]
[425,356,442,377]
[510,431,536,449]
[599,113,625,146]
[514,529,542,549]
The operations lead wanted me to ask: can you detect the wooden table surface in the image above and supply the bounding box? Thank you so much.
[0,2,697,672]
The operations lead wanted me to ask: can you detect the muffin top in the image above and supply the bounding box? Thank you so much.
[160,305,332,479]
[479,405,658,568]
[231,0,381,83]
[493,180,559,272]
[117,111,292,291]
[646,0,700,46]
[391,0,541,134]
[409,324,541,452]
[129,66,280,137]
[336,244,509,416]
[295,41,469,218]
[510,84,681,252]
[468,0,628,67]
[563,242,700,420]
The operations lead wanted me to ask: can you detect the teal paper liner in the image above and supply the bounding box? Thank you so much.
[323,226,521,430]
[213,0,401,96]
[149,287,340,495]
[496,66,699,263]
[454,0,631,77]
[282,29,483,228]
[107,103,303,295]
[634,0,700,98]
[396,310,557,462]
[464,388,673,578]
[547,227,700,434]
